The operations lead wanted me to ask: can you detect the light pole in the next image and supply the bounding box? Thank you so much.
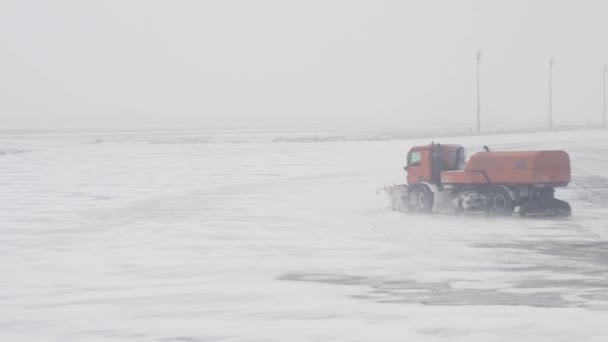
[602,65,608,129]
[548,58,554,131]
[476,50,481,134]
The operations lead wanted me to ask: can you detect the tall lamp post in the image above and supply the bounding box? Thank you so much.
[603,65,607,129]
[476,50,482,134]
[548,58,554,131]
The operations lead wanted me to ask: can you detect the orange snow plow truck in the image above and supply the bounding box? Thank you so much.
[384,143,571,217]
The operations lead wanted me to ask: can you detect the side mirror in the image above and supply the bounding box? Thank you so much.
[403,166,408,171]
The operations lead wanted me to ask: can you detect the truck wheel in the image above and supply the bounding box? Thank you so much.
[489,187,514,216]
[413,185,434,213]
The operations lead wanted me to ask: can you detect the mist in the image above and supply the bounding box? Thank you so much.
[1,0,607,131]
[3,2,608,341]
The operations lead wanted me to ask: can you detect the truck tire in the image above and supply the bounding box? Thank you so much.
[413,185,434,213]
[489,186,514,216]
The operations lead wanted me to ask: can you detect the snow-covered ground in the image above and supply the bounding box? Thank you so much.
[1,128,607,341]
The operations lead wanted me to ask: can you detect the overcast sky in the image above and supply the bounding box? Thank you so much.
[1,0,607,131]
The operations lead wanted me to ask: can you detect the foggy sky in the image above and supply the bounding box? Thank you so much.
[1,0,607,131]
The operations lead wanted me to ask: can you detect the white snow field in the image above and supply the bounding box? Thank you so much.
[1,128,608,341]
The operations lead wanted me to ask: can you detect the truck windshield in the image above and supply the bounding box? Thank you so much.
[409,151,421,166]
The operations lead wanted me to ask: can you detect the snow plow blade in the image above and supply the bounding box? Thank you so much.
[383,184,409,211]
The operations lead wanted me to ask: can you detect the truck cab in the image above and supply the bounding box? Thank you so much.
[406,143,465,185]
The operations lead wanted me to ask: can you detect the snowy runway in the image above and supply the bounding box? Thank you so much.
[1,129,608,341]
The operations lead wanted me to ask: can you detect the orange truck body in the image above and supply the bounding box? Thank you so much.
[441,151,570,186]
[387,142,572,216]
